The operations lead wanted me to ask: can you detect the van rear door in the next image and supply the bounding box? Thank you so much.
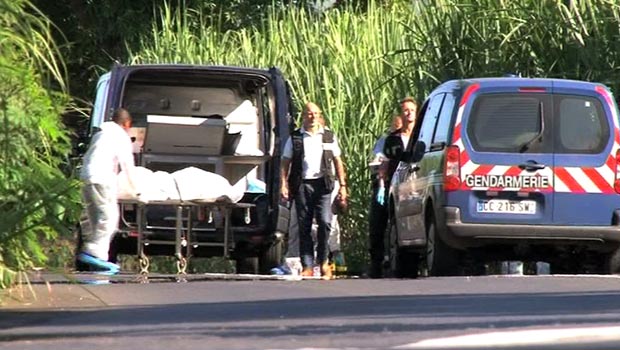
[551,82,617,225]
[269,67,295,234]
[89,72,111,130]
[456,81,555,225]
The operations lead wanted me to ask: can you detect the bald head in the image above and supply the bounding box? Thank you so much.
[304,102,321,113]
[112,108,132,130]
[302,101,322,131]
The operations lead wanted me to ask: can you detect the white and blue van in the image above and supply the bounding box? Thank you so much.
[388,77,620,277]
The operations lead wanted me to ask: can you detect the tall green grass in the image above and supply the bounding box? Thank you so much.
[130,0,620,273]
[0,0,77,289]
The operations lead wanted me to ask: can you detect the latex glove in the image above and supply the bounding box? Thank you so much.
[376,187,385,205]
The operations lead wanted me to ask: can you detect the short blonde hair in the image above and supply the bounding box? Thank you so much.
[400,96,418,107]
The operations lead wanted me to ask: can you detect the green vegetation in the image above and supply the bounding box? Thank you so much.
[0,0,80,288]
[4,0,620,285]
[130,0,620,273]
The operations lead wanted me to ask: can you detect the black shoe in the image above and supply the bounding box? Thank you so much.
[368,263,383,279]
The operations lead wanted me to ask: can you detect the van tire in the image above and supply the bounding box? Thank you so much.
[259,239,284,274]
[387,217,419,278]
[608,247,620,274]
[426,220,459,276]
[236,256,259,274]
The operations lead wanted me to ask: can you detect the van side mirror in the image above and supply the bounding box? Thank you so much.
[403,141,426,163]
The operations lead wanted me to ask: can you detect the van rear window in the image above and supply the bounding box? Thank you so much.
[466,93,608,154]
[467,95,547,153]
[556,96,608,154]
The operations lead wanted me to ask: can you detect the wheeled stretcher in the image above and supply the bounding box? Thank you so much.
[119,198,255,275]
[112,113,277,275]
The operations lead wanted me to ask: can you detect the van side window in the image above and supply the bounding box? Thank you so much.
[418,93,445,151]
[433,93,455,145]
[556,95,608,154]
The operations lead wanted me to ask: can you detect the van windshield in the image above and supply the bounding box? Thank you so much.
[466,93,608,154]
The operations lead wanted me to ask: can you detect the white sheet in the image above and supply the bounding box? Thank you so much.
[118,166,242,203]
[172,166,241,203]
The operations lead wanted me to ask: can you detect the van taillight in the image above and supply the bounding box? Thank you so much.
[444,145,461,191]
[615,149,620,194]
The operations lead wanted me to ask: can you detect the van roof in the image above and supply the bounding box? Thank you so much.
[119,63,272,75]
[435,77,606,92]
[114,63,276,85]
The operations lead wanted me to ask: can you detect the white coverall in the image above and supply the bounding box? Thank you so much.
[79,121,135,260]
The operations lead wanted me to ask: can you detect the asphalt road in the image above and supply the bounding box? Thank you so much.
[1,272,620,350]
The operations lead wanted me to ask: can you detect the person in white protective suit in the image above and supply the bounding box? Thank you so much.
[77,108,137,273]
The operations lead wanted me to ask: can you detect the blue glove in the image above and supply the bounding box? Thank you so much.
[376,187,385,205]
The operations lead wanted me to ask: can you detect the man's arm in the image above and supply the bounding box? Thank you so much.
[280,158,291,201]
[280,135,294,201]
[118,136,139,196]
[377,133,398,189]
[334,156,347,200]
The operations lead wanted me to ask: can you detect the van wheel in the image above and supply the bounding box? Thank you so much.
[235,256,259,274]
[387,217,419,278]
[259,239,284,274]
[608,247,620,274]
[426,220,459,276]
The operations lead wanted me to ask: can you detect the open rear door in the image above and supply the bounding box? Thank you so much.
[269,67,295,235]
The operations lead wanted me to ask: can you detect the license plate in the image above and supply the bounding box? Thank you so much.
[477,200,536,214]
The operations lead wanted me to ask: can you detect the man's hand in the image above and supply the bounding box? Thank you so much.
[281,185,289,201]
[338,185,347,201]
[376,187,385,205]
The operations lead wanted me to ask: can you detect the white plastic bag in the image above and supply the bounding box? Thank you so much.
[150,171,181,201]
[172,166,237,202]
[117,166,154,201]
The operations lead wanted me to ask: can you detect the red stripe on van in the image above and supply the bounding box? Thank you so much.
[471,164,494,176]
[452,122,461,143]
[504,166,523,177]
[554,167,586,193]
[606,154,616,171]
[460,148,469,165]
[582,168,614,193]
[459,84,480,107]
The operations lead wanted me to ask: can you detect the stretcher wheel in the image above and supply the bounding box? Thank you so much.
[139,255,150,275]
[177,257,188,275]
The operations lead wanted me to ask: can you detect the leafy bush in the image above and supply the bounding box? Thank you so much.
[0,0,78,288]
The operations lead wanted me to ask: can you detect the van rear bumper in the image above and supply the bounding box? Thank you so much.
[443,207,620,248]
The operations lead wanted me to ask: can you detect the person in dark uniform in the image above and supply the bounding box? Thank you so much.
[368,97,418,278]
[280,102,348,279]
[368,115,401,278]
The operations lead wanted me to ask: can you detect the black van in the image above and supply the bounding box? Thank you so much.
[79,63,294,274]
[388,77,620,277]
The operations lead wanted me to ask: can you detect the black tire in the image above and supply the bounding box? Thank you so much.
[258,239,284,274]
[387,217,419,278]
[235,256,259,274]
[426,219,459,276]
[608,247,620,274]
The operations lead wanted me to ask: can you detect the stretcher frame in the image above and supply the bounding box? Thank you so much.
[119,198,254,275]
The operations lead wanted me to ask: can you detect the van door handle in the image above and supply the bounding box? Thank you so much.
[518,161,545,171]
